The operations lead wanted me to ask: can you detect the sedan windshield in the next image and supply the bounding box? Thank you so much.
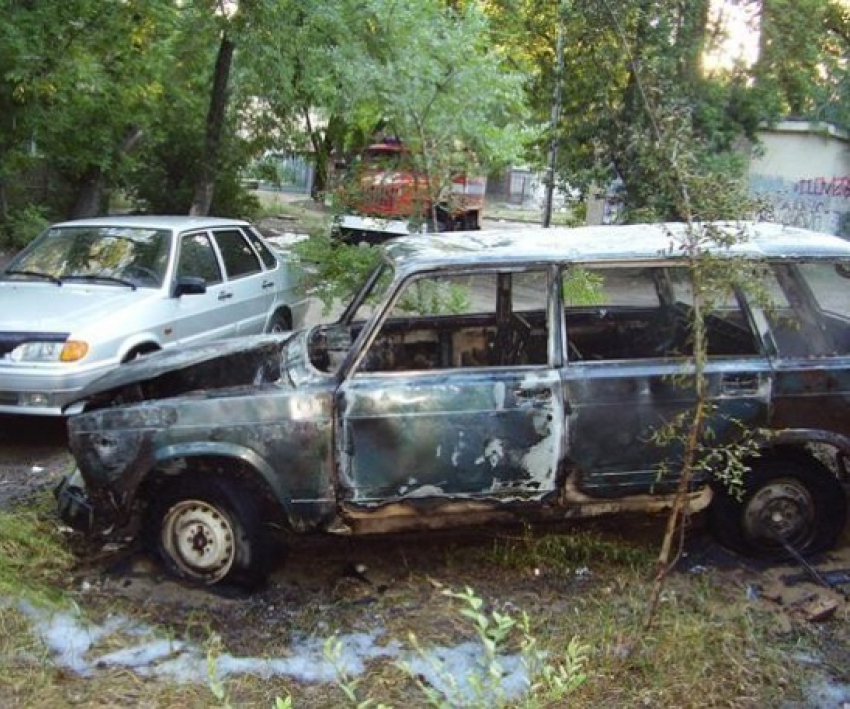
[4,226,172,288]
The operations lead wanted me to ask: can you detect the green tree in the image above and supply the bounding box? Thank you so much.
[482,0,846,222]
[0,0,178,220]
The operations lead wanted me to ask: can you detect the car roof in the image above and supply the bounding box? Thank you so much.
[49,215,251,232]
[382,222,850,275]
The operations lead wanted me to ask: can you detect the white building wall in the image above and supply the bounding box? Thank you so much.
[749,121,850,236]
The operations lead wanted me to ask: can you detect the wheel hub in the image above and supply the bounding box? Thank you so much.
[743,478,814,547]
[161,500,236,583]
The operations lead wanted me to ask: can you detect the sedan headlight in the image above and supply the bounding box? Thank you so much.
[10,340,89,363]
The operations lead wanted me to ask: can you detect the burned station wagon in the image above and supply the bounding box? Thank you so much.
[57,222,850,587]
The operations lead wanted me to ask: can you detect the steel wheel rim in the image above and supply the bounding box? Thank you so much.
[743,477,815,549]
[161,499,236,583]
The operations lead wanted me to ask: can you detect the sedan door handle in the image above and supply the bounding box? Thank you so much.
[262,280,275,290]
[217,291,233,301]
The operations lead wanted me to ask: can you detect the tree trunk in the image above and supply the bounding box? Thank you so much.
[69,126,144,219]
[309,113,346,201]
[190,34,235,216]
[70,166,105,219]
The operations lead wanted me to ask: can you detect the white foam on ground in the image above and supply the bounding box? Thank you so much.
[16,601,528,704]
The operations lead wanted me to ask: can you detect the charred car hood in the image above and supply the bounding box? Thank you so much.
[67,333,295,411]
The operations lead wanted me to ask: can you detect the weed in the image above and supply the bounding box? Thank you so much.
[324,636,392,709]
[401,586,588,708]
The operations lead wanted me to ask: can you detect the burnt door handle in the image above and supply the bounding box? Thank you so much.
[720,374,759,395]
[513,387,552,401]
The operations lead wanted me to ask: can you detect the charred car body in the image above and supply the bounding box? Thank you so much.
[58,222,850,587]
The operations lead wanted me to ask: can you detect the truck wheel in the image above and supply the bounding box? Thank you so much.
[463,212,480,230]
[146,475,271,589]
[708,454,847,559]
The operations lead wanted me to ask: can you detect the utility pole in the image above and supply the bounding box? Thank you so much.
[542,5,565,228]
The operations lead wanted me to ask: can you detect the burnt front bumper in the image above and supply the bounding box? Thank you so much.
[55,469,95,533]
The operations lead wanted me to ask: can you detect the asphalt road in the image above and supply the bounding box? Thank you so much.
[0,414,71,508]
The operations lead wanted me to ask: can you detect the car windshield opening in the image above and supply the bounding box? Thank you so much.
[308,263,395,374]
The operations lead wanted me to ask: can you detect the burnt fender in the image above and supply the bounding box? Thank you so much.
[768,428,850,455]
[154,441,297,522]
[764,428,850,479]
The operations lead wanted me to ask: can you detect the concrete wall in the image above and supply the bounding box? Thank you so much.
[749,121,850,237]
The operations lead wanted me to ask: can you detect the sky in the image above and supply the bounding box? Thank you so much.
[704,0,761,73]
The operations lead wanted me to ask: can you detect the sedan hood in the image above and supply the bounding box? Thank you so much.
[0,282,148,332]
[69,333,293,412]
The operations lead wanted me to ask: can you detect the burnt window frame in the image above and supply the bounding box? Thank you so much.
[558,262,766,364]
[346,264,558,376]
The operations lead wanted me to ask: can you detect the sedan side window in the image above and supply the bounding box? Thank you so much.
[177,232,222,285]
[213,229,262,279]
[244,227,278,269]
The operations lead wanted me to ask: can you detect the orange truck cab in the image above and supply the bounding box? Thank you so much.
[333,140,486,244]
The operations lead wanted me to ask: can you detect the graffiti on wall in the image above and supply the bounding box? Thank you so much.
[751,175,850,236]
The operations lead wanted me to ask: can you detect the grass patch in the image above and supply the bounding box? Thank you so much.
[484,202,580,227]
[485,525,655,576]
[0,494,74,606]
[255,194,331,235]
[0,499,818,708]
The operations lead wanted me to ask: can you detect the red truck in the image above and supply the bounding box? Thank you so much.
[333,139,486,244]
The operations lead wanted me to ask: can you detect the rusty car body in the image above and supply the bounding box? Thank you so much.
[57,222,850,587]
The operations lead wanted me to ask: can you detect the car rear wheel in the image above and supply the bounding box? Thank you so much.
[267,310,291,334]
[709,453,847,559]
[146,475,271,589]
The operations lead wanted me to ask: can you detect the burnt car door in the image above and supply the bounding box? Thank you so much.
[760,261,850,440]
[335,267,566,505]
[559,264,773,497]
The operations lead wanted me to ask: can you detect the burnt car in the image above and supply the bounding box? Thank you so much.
[57,222,850,587]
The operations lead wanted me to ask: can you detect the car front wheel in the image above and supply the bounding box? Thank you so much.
[709,453,847,559]
[146,475,271,589]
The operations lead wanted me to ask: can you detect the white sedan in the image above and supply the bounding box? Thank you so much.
[0,215,308,415]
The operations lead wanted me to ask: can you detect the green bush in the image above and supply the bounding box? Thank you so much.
[1,206,50,251]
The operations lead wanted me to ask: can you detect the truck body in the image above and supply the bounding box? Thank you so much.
[334,140,486,244]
